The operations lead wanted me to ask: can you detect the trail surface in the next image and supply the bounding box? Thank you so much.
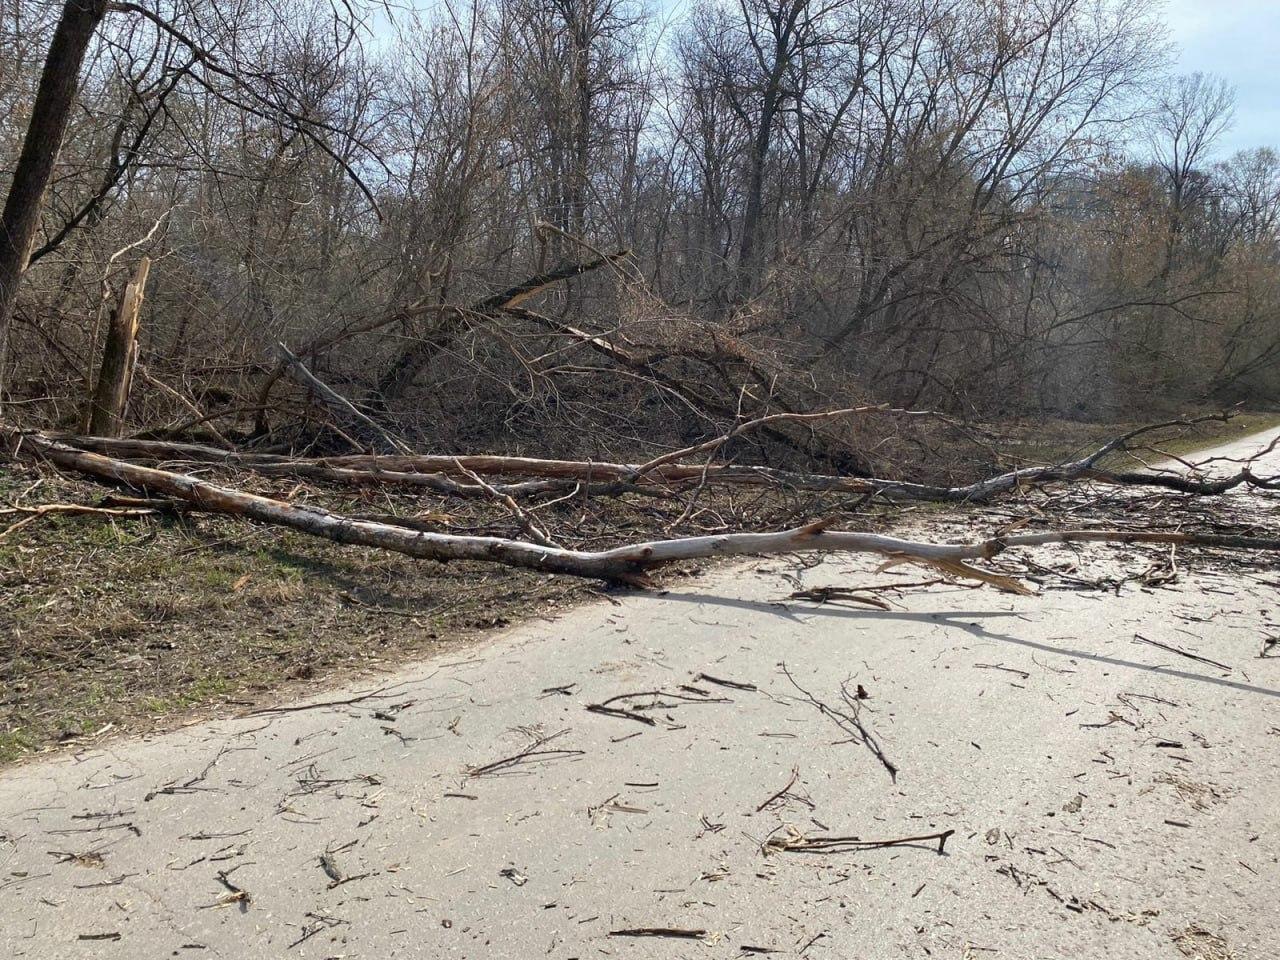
[2,430,1278,959]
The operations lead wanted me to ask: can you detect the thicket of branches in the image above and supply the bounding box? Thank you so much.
[2,0,1278,467]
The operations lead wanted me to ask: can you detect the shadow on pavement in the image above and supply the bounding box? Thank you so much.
[650,590,1280,701]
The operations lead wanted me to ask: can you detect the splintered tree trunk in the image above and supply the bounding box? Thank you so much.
[0,0,109,410]
[87,257,150,436]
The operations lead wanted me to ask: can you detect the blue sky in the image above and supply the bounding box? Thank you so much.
[374,0,1278,157]
[1164,0,1278,155]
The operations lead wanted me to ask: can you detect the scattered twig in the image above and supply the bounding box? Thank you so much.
[467,729,584,777]
[974,663,1031,680]
[586,702,656,726]
[243,682,416,717]
[786,586,892,610]
[1133,633,1232,673]
[609,927,707,940]
[287,913,348,949]
[781,663,898,781]
[755,767,806,813]
[585,688,731,727]
[767,828,954,855]
[695,672,757,691]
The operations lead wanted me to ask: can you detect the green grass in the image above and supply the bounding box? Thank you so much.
[0,730,36,766]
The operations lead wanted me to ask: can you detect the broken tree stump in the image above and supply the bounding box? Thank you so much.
[86,257,150,437]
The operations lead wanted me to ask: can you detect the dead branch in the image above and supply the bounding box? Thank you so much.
[755,767,802,812]
[374,251,629,403]
[134,361,233,448]
[467,729,584,777]
[1133,633,1232,672]
[0,501,162,539]
[766,828,954,855]
[502,305,874,470]
[585,688,731,725]
[451,457,559,547]
[52,414,1280,503]
[624,403,959,484]
[275,342,412,455]
[608,928,708,940]
[7,429,1280,589]
[781,663,898,781]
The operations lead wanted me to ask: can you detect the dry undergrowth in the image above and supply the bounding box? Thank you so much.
[0,464,597,764]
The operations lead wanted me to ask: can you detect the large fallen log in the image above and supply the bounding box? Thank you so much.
[52,415,1280,502]
[6,430,1278,588]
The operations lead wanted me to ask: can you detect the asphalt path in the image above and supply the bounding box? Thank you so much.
[2,428,1277,959]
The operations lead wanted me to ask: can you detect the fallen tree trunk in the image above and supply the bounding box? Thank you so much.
[54,415,1280,502]
[6,430,1278,588]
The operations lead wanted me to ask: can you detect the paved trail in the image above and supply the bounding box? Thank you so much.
[3,431,1278,959]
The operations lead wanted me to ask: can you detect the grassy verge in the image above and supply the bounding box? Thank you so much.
[992,409,1280,469]
[0,465,596,765]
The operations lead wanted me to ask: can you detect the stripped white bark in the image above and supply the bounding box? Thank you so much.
[6,430,1278,588]
[56,416,1280,502]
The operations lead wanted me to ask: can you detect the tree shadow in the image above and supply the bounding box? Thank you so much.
[648,590,1280,700]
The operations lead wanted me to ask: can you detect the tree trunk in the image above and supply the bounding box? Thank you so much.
[86,257,150,436]
[53,414,1280,501]
[6,430,1279,589]
[0,0,109,411]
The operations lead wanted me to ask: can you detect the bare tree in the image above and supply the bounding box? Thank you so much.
[0,0,108,412]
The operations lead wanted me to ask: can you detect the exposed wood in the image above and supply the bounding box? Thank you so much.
[87,257,151,436]
[6,430,1279,588]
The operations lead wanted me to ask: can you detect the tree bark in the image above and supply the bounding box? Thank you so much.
[87,257,150,436]
[5,429,1278,588]
[47,415,1280,501]
[0,0,109,410]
